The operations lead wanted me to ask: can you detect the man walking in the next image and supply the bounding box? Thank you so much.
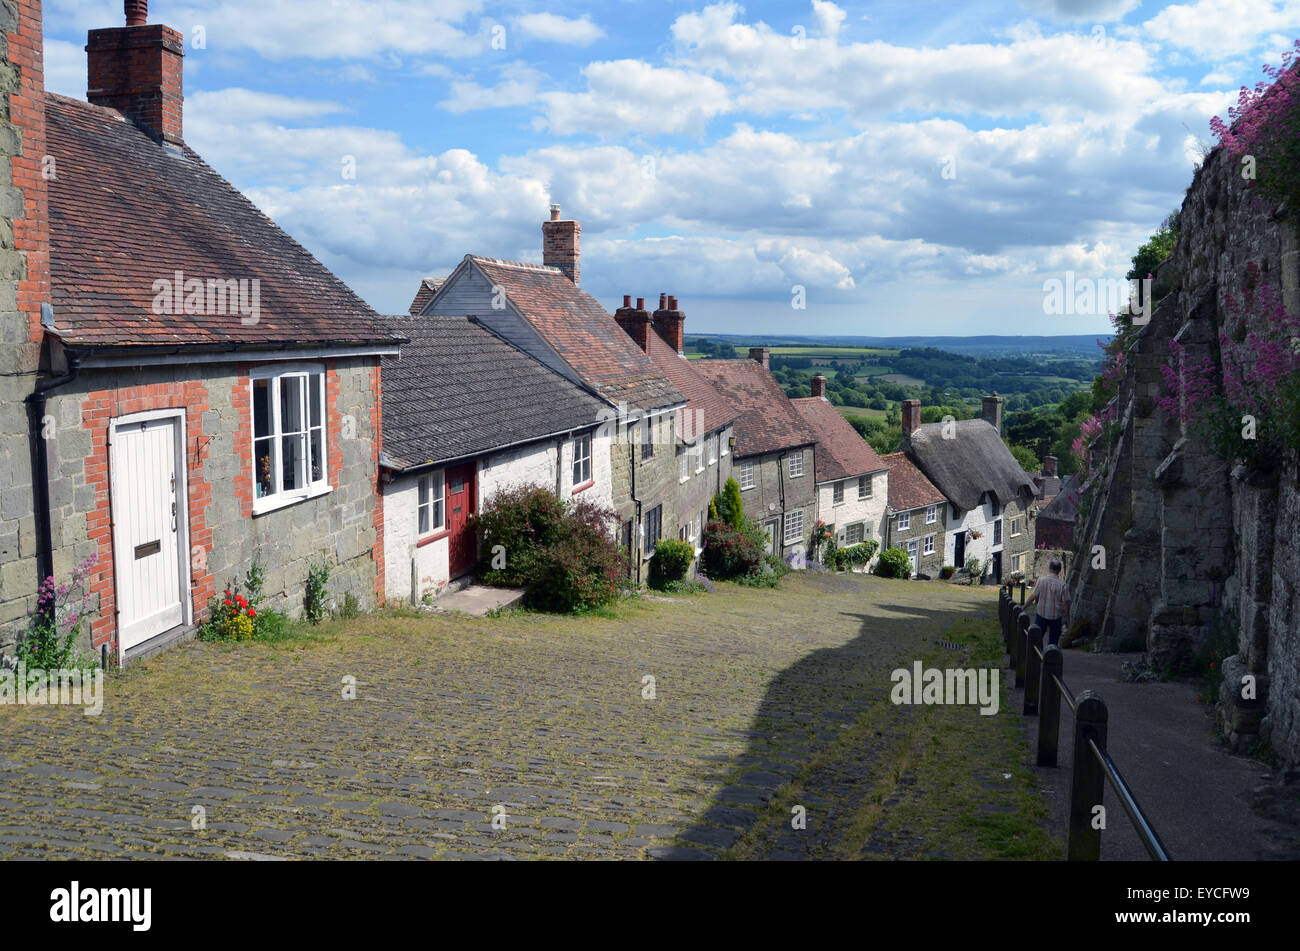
[1026,560,1070,646]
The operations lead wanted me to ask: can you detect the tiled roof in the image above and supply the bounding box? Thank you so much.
[643,332,737,440]
[377,315,610,471]
[471,257,683,413]
[1039,473,1081,522]
[46,94,398,350]
[882,452,946,512]
[791,397,888,483]
[408,277,444,316]
[693,359,816,456]
[905,419,1037,511]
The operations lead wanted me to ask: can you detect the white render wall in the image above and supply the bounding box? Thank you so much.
[819,469,889,553]
[944,498,1003,569]
[385,430,614,603]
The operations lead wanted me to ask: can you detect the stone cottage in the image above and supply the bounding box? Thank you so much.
[881,452,947,578]
[695,349,817,562]
[612,293,736,561]
[410,209,689,586]
[792,375,890,565]
[377,314,613,602]
[1,0,399,664]
[900,396,1036,583]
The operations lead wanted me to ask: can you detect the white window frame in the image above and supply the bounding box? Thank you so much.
[784,508,804,543]
[739,461,756,490]
[720,430,730,457]
[898,510,910,531]
[926,505,937,525]
[693,440,705,474]
[678,446,689,483]
[788,453,804,478]
[417,470,446,538]
[858,476,872,499]
[924,534,935,555]
[250,364,330,515]
[845,522,864,546]
[708,434,718,466]
[572,433,592,487]
[833,481,845,505]
[1010,517,1021,537]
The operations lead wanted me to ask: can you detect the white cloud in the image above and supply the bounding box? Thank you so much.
[1144,0,1300,60]
[43,38,85,98]
[439,63,544,113]
[512,12,605,46]
[538,61,732,136]
[188,88,346,124]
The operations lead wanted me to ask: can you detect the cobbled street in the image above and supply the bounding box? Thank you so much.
[0,574,1049,860]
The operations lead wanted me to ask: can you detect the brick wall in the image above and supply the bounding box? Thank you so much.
[0,0,46,657]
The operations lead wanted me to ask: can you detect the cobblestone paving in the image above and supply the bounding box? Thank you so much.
[0,574,1005,860]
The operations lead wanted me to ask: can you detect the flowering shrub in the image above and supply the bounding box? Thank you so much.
[842,540,879,566]
[1158,263,1300,465]
[701,517,768,580]
[1210,40,1300,222]
[199,558,286,642]
[809,519,833,562]
[472,485,626,612]
[18,553,99,670]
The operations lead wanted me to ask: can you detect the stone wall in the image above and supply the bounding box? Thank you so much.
[44,357,382,658]
[736,447,816,561]
[1070,141,1300,767]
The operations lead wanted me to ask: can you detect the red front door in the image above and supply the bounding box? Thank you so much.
[446,462,477,579]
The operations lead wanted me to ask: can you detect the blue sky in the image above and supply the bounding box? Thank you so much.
[41,0,1300,336]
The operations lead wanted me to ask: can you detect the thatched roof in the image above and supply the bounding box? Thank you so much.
[904,418,1037,512]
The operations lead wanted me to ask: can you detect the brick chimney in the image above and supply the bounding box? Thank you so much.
[902,399,921,437]
[542,203,580,284]
[811,375,827,399]
[614,295,652,352]
[1042,454,1058,478]
[652,293,686,355]
[6,0,50,350]
[981,392,1004,435]
[748,347,769,370]
[87,1,185,146]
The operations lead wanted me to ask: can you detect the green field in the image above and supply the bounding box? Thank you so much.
[878,373,925,386]
[838,405,889,419]
[771,346,898,359]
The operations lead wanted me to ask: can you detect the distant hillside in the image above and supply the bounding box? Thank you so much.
[690,334,1108,358]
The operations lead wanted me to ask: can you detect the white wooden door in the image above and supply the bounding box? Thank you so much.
[111,416,185,651]
[906,539,919,576]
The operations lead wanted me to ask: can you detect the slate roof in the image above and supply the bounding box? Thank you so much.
[643,332,737,440]
[1039,473,1081,522]
[693,359,816,456]
[470,257,683,414]
[45,93,398,350]
[882,452,946,513]
[904,419,1037,512]
[408,277,444,316]
[377,315,610,471]
[790,397,888,483]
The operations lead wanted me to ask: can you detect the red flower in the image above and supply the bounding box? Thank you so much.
[247,609,256,618]
[224,599,232,606]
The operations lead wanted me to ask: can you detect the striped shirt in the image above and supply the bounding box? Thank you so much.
[1032,575,1069,620]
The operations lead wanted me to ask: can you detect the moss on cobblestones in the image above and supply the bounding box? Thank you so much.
[0,574,1057,860]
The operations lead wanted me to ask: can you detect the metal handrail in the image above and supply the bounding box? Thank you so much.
[1088,739,1171,861]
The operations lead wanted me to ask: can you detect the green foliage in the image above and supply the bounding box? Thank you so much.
[714,478,744,529]
[199,557,289,642]
[966,557,984,585]
[842,540,879,566]
[470,485,565,587]
[734,553,787,588]
[821,535,841,570]
[874,547,912,579]
[305,562,330,625]
[866,423,903,457]
[333,591,361,620]
[702,516,770,580]
[940,565,957,580]
[471,485,627,613]
[649,539,695,588]
[1126,219,1177,285]
[1008,443,1040,473]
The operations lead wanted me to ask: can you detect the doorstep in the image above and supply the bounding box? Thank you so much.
[432,585,526,617]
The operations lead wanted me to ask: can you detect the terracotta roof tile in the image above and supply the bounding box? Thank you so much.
[643,332,737,439]
[46,93,397,350]
[882,452,946,512]
[471,257,683,413]
[693,359,816,456]
[408,277,444,316]
[791,397,889,483]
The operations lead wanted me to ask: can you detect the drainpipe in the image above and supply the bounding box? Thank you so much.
[25,351,83,601]
[630,427,641,587]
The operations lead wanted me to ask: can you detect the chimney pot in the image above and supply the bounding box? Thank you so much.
[636,297,644,310]
[542,208,580,283]
[651,294,685,355]
[125,0,148,26]
[668,296,677,309]
[658,293,667,310]
[622,294,631,308]
[1043,454,1058,478]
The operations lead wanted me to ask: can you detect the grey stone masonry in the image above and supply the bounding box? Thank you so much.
[734,447,816,561]
[1071,139,1300,769]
